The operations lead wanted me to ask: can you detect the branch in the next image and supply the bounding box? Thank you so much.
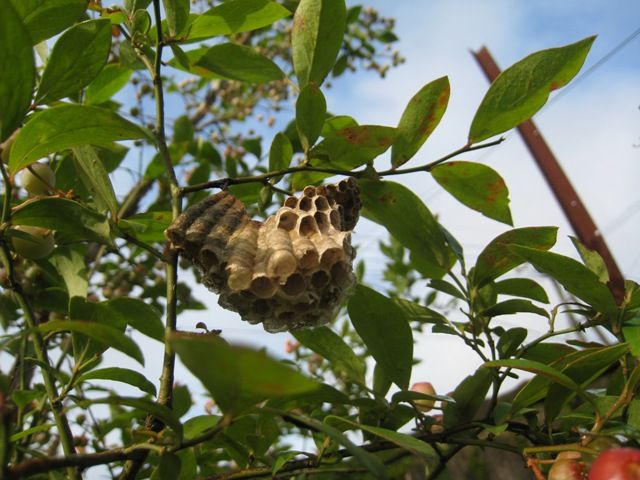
[0,161,80,479]
[6,412,529,479]
[206,414,522,480]
[180,137,505,196]
[7,449,133,479]
[119,2,182,478]
[7,417,232,478]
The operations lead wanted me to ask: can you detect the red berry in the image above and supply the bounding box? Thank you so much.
[588,448,640,480]
[410,382,436,412]
[549,451,586,480]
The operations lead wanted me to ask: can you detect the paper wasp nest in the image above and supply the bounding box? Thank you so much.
[165,178,361,332]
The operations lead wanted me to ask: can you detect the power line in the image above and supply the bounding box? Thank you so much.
[602,198,640,235]
[544,25,640,110]
[474,25,640,164]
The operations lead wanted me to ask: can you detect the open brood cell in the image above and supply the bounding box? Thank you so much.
[165,178,361,332]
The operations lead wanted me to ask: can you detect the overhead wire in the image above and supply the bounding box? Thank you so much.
[474,24,640,165]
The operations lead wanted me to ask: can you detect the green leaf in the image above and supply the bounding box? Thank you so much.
[483,358,594,409]
[118,211,172,244]
[162,0,189,36]
[71,145,118,217]
[8,105,153,173]
[125,0,151,13]
[321,115,358,136]
[268,132,293,174]
[522,343,576,364]
[170,332,318,413]
[347,285,412,389]
[513,348,581,412]
[428,279,466,300]
[194,43,284,83]
[360,180,454,278]
[431,161,512,225]
[494,278,549,303]
[292,0,347,88]
[443,368,493,428]
[32,287,69,313]
[152,453,181,480]
[107,297,164,342]
[508,246,618,319]
[327,416,435,457]
[48,247,88,299]
[130,9,151,38]
[481,299,548,318]
[173,115,194,145]
[10,424,53,442]
[85,64,132,105]
[169,44,191,71]
[293,327,365,383]
[391,76,450,168]
[296,84,326,151]
[473,226,558,287]
[280,410,388,479]
[39,320,144,365]
[544,343,629,421]
[497,327,528,358]
[0,0,35,142]
[292,125,395,189]
[36,19,112,104]
[570,236,609,284]
[188,0,291,41]
[79,396,182,441]
[312,125,395,165]
[77,367,157,396]
[372,362,392,397]
[11,389,45,409]
[177,449,197,480]
[12,198,112,245]
[393,298,447,326]
[183,415,220,439]
[272,451,301,476]
[469,36,595,143]
[623,325,640,357]
[9,0,87,45]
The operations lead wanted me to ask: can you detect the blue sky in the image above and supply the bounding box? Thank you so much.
[322,0,640,391]
[105,0,640,406]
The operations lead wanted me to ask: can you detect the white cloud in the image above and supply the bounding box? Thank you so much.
[110,0,640,408]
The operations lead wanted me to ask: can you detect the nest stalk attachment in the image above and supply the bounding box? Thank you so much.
[165,178,361,332]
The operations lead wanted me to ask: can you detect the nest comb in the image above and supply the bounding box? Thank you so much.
[165,177,361,332]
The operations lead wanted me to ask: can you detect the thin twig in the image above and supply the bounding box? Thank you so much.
[180,137,505,195]
[119,2,182,478]
[0,162,80,479]
[117,230,166,262]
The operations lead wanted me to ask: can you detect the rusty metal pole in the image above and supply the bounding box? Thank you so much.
[472,46,625,303]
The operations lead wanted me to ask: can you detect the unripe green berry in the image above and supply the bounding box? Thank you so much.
[18,163,55,196]
[11,225,55,259]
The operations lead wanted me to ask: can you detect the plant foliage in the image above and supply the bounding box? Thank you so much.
[0,1,636,479]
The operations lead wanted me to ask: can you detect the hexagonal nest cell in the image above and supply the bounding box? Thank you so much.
[165,177,361,332]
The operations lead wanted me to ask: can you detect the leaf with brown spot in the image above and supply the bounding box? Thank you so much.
[473,226,558,287]
[469,36,595,143]
[431,160,512,225]
[292,0,346,88]
[360,179,455,278]
[391,76,450,168]
[291,125,396,189]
